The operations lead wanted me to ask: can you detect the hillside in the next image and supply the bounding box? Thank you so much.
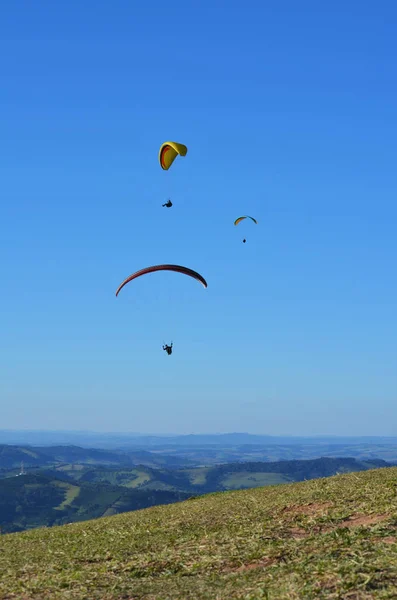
[0,474,191,534]
[0,444,192,472]
[0,445,52,469]
[59,457,389,492]
[0,457,388,534]
[1,468,397,599]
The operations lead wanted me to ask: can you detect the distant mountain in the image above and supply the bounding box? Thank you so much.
[2,430,397,448]
[0,445,52,469]
[3,441,397,476]
[0,444,195,472]
[132,434,397,447]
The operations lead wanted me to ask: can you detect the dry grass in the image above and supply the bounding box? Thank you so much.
[1,467,397,599]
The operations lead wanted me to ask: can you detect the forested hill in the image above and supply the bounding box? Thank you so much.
[202,456,388,485]
[0,456,389,534]
[0,443,192,472]
[0,473,191,534]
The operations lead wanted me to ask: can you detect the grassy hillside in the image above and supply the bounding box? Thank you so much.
[1,468,397,599]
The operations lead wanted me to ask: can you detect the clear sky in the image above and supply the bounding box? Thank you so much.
[1,1,396,436]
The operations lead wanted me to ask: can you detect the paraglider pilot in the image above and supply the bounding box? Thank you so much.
[163,343,173,355]
[162,199,172,208]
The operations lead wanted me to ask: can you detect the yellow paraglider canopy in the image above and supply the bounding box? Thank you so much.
[159,141,188,170]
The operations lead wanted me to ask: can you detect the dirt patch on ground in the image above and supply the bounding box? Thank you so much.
[223,557,277,573]
[339,513,389,528]
[282,502,333,516]
[286,513,391,539]
[288,527,309,539]
[372,536,397,544]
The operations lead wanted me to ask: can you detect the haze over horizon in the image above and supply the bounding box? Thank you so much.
[2,429,397,442]
[1,1,396,436]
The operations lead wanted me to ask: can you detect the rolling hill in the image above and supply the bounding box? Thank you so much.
[0,474,191,534]
[1,467,397,598]
[54,456,389,493]
[0,443,193,473]
[2,441,397,475]
[0,457,389,534]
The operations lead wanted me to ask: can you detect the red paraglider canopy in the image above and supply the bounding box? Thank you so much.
[115,264,208,297]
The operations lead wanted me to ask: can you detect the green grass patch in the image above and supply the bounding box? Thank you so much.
[184,467,210,485]
[20,448,40,458]
[56,464,86,472]
[221,471,292,489]
[123,469,151,487]
[54,483,81,511]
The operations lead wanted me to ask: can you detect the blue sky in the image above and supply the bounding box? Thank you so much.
[1,1,396,435]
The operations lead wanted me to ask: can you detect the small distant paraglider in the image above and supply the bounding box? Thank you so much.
[234,215,257,243]
[159,142,187,214]
[163,342,173,355]
[158,141,188,170]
